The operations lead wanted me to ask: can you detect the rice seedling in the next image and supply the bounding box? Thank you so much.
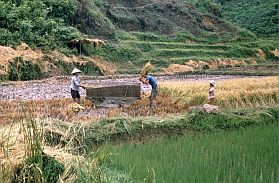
[159,76,278,109]
[108,123,278,183]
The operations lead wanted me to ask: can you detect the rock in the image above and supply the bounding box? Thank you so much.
[188,104,219,113]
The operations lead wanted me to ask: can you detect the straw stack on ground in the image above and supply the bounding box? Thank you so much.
[140,62,154,77]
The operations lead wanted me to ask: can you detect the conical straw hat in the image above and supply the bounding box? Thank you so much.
[71,68,82,74]
[210,80,215,85]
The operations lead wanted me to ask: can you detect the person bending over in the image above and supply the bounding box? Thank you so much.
[140,74,157,109]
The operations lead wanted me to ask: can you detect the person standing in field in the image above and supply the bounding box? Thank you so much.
[140,73,158,109]
[208,80,215,104]
[70,68,86,104]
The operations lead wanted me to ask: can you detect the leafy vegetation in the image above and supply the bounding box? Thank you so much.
[8,57,43,81]
[86,43,142,64]
[0,0,81,49]
[214,0,279,36]
[52,60,102,75]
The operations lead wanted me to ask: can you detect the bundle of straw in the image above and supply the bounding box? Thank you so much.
[140,62,154,77]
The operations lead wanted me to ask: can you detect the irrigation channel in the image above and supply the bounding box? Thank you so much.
[0,74,259,101]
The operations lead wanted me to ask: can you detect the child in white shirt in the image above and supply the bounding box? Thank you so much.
[208,80,215,104]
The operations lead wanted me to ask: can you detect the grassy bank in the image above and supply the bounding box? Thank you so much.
[1,104,278,182]
[108,123,278,183]
[42,106,279,149]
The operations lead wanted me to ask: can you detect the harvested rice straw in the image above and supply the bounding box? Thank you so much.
[140,62,154,77]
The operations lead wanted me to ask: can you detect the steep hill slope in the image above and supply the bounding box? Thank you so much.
[101,0,237,37]
[0,0,250,48]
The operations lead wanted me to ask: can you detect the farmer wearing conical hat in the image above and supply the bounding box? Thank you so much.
[70,68,86,104]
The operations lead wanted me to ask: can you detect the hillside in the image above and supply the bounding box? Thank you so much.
[216,0,279,36]
[101,0,237,37]
[0,0,278,81]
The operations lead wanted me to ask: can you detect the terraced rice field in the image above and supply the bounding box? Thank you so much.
[123,40,258,72]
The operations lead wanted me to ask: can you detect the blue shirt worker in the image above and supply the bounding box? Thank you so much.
[140,74,158,109]
[70,68,86,104]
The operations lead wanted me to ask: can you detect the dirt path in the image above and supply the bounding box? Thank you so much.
[0,75,252,101]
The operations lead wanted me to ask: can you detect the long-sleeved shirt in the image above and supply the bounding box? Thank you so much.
[70,75,81,91]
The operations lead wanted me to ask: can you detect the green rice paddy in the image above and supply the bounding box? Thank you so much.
[108,124,278,183]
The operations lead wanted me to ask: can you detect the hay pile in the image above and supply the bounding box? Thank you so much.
[140,62,154,77]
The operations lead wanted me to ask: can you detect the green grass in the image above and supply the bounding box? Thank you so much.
[119,38,268,73]
[153,49,228,58]
[125,40,232,50]
[220,0,278,36]
[108,124,278,183]
[168,56,252,62]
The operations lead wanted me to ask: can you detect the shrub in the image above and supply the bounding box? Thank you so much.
[0,0,81,50]
[13,154,65,183]
[8,57,43,81]
[115,30,137,41]
[53,60,102,75]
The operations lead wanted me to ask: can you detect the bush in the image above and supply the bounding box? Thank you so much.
[0,0,81,50]
[221,0,278,36]
[115,30,137,41]
[0,28,20,46]
[8,57,43,81]
[260,46,278,61]
[53,60,102,75]
[13,154,65,183]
